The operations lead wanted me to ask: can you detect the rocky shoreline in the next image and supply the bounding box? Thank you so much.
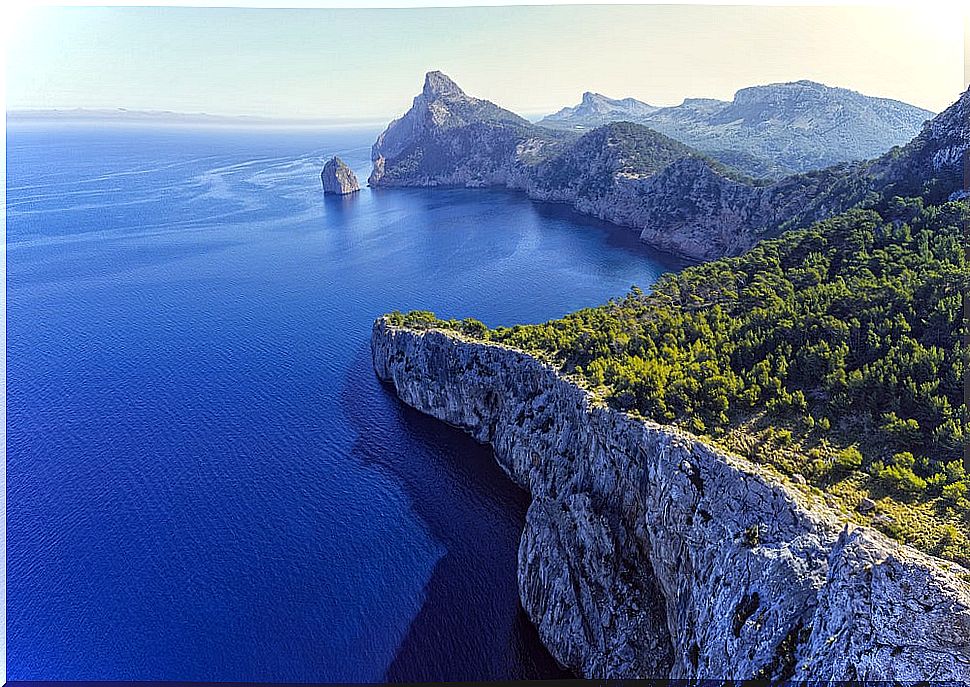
[371,318,970,681]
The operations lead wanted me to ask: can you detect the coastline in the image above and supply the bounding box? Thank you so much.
[371,317,970,680]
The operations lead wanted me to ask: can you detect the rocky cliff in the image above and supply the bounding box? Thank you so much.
[368,71,568,188]
[369,73,969,262]
[321,156,360,195]
[371,319,970,681]
[871,83,970,203]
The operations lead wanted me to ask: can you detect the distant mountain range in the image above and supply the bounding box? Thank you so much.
[369,71,968,261]
[545,92,660,122]
[539,82,934,179]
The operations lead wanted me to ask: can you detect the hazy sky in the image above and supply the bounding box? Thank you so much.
[5,4,967,119]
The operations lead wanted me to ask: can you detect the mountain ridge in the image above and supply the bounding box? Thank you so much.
[539,80,935,179]
[369,72,968,261]
[368,71,566,187]
[545,91,660,123]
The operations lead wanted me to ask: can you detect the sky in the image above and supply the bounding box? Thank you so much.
[4,3,968,119]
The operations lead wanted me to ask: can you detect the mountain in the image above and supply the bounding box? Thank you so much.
[635,87,969,257]
[369,71,761,259]
[370,72,968,261]
[868,84,970,202]
[543,91,659,126]
[528,122,708,200]
[539,81,935,179]
[368,71,570,187]
[668,86,967,255]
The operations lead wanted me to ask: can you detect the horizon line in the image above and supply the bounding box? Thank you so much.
[7,73,953,124]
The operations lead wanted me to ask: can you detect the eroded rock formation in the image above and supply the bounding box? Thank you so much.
[321,156,360,195]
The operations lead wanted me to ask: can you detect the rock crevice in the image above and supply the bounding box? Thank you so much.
[371,319,970,680]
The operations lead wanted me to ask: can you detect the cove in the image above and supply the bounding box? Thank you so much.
[6,123,681,681]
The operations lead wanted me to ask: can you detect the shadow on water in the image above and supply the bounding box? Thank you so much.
[527,197,694,270]
[369,183,694,272]
[322,191,362,211]
[339,346,571,681]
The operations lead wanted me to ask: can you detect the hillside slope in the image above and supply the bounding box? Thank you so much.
[539,80,935,179]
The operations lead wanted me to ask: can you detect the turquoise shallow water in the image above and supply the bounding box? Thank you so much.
[6,122,680,680]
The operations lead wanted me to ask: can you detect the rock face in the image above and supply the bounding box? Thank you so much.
[871,83,970,203]
[368,70,566,188]
[369,73,969,262]
[540,80,935,180]
[321,156,360,195]
[371,319,970,681]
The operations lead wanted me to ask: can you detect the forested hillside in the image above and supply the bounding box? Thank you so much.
[392,198,970,565]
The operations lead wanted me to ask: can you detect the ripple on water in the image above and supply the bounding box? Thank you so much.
[6,123,679,680]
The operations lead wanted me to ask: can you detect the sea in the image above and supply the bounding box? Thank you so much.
[5,122,680,681]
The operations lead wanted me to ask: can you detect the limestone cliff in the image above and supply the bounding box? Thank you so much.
[371,319,970,681]
[368,71,567,188]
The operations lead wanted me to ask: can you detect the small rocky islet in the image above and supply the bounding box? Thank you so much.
[320,155,360,195]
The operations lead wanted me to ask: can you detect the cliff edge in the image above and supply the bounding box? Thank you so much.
[371,318,970,680]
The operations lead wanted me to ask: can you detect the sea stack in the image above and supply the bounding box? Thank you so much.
[321,156,360,195]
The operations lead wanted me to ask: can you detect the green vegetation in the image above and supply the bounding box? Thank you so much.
[389,197,969,565]
[535,121,762,197]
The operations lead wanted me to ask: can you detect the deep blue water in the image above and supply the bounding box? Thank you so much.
[6,123,680,681]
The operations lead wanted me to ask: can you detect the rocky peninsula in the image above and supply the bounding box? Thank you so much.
[371,319,970,681]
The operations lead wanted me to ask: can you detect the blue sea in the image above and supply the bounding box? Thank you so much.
[5,123,679,681]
